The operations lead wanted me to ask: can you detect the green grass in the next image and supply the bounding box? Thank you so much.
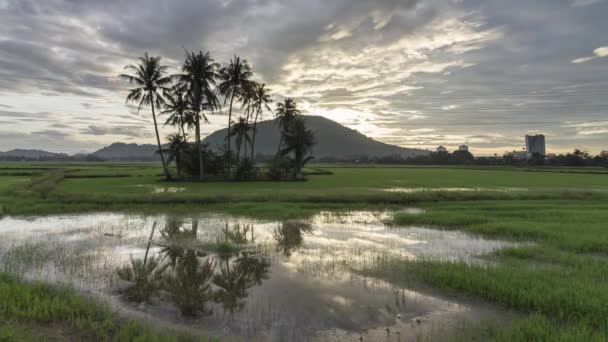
[1,162,606,216]
[0,273,215,341]
[2,162,608,339]
[360,200,608,340]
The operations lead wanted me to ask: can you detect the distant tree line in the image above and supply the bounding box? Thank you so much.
[317,149,608,167]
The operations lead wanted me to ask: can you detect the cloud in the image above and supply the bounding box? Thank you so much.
[572,46,608,63]
[81,125,151,138]
[1,0,608,154]
[570,0,601,7]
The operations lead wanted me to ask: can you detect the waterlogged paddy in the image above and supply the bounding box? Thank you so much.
[0,211,516,341]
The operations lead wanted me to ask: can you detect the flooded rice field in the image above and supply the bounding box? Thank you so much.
[0,210,516,341]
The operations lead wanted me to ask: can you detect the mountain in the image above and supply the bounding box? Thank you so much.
[90,143,160,161]
[1,117,428,162]
[203,115,428,160]
[0,149,70,160]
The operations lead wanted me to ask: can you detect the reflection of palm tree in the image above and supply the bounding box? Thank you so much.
[160,218,199,267]
[213,253,269,314]
[274,221,314,257]
[222,223,251,244]
[117,255,167,303]
[164,250,215,317]
[280,118,316,179]
[120,53,173,180]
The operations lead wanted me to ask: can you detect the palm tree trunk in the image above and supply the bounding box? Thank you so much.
[176,152,182,178]
[151,102,171,180]
[275,134,283,160]
[250,108,260,160]
[227,89,236,165]
[196,113,204,181]
[236,138,241,161]
[179,114,187,142]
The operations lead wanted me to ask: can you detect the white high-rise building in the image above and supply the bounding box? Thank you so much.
[459,144,469,152]
[525,135,546,156]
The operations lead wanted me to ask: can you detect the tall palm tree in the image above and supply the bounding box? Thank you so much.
[274,98,301,158]
[280,118,315,179]
[120,52,173,180]
[162,88,190,142]
[240,81,257,123]
[250,83,272,160]
[218,56,253,165]
[174,51,220,180]
[228,117,252,161]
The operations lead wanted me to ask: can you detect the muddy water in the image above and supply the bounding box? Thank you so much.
[0,210,515,341]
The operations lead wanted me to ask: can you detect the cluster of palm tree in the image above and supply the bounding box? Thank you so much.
[120,51,314,181]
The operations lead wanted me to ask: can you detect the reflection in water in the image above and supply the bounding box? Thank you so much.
[123,218,272,318]
[0,210,516,341]
[273,221,314,257]
[213,252,270,314]
[164,249,215,317]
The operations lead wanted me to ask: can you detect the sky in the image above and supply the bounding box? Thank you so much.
[0,0,607,155]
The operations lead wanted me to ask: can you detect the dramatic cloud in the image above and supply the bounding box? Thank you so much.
[1,0,607,154]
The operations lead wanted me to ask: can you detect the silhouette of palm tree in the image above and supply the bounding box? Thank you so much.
[174,50,220,180]
[274,98,301,159]
[218,56,253,167]
[250,83,273,160]
[240,81,258,123]
[280,118,315,179]
[120,52,173,180]
[162,88,190,142]
[228,117,252,161]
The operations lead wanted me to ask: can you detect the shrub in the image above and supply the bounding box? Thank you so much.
[266,158,293,181]
[234,158,257,181]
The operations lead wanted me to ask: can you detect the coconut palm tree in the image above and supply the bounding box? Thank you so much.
[240,81,257,123]
[250,83,272,160]
[120,53,173,180]
[228,117,252,161]
[162,88,190,141]
[218,56,253,165]
[280,118,315,179]
[174,51,221,180]
[274,98,301,159]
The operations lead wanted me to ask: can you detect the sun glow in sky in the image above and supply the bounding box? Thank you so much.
[0,0,607,155]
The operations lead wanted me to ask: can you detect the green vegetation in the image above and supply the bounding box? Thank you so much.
[2,162,608,340]
[362,200,608,340]
[0,273,213,341]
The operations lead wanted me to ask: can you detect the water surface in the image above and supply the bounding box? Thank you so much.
[0,210,515,341]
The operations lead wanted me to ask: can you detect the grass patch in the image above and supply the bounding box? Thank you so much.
[356,199,608,340]
[0,273,216,341]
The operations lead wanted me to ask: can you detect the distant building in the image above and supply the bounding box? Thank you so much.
[525,134,546,156]
[436,146,447,153]
[459,144,469,152]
